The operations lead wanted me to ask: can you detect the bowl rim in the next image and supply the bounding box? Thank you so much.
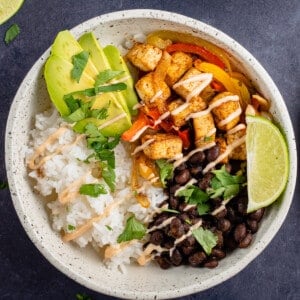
[5,9,297,299]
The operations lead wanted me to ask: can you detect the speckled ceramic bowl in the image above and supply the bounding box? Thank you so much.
[5,9,297,299]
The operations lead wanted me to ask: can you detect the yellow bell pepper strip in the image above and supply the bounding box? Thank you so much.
[166,43,226,70]
[196,61,240,96]
[231,78,251,109]
[230,71,253,89]
[146,30,232,72]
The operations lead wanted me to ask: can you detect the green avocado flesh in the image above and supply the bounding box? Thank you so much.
[73,93,131,136]
[44,30,137,136]
[103,45,138,115]
[51,30,98,79]
[44,55,95,116]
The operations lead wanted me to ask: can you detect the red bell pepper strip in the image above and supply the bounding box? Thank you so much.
[166,43,226,70]
[178,129,191,149]
[211,80,225,92]
[121,111,149,141]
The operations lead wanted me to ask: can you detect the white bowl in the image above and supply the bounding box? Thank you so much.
[5,9,297,299]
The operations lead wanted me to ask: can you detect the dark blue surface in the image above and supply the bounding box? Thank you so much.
[0,1,299,299]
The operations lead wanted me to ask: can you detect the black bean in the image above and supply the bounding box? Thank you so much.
[211,248,226,259]
[169,218,185,238]
[169,184,181,195]
[182,245,195,256]
[163,239,174,249]
[154,214,168,226]
[175,169,190,185]
[175,163,187,171]
[149,230,164,245]
[225,237,238,250]
[179,213,189,222]
[190,166,202,177]
[204,259,218,268]
[239,233,253,248]
[217,218,231,232]
[170,249,183,266]
[226,206,238,223]
[249,208,265,222]
[155,256,171,269]
[215,207,227,219]
[187,207,198,217]
[215,230,224,248]
[191,217,202,225]
[189,151,205,164]
[178,202,188,212]
[236,197,248,215]
[211,197,222,205]
[206,145,220,162]
[234,223,247,243]
[247,219,259,233]
[169,195,179,209]
[198,172,214,190]
[183,236,196,247]
[188,251,207,267]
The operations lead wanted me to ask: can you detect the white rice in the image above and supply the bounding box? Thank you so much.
[26,107,165,272]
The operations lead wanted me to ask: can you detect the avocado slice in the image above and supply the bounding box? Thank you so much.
[78,32,131,117]
[78,32,111,71]
[103,45,138,115]
[73,93,131,136]
[51,30,99,79]
[44,54,95,116]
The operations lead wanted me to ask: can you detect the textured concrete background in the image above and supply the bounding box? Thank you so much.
[0,0,299,299]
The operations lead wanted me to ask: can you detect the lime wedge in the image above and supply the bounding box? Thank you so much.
[246,115,289,213]
[0,0,24,25]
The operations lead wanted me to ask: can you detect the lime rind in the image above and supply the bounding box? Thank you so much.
[0,0,24,25]
[246,115,289,213]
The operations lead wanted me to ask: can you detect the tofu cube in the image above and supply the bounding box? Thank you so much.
[193,112,216,148]
[165,51,193,86]
[215,137,228,164]
[126,43,162,72]
[226,127,246,160]
[135,72,171,113]
[142,133,183,160]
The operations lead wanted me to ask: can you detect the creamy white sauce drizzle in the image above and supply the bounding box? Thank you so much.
[202,135,246,174]
[98,112,127,130]
[131,138,155,155]
[149,90,163,103]
[218,107,242,128]
[227,123,246,135]
[211,198,231,216]
[173,141,216,169]
[188,95,240,120]
[186,74,213,102]
[132,102,145,110]
[170,102,190,116]
[147,216,176,233]
[174,178,197,196]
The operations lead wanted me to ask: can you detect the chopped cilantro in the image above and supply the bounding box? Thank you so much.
[177,185,210,215]
[0,181,8,190]
[94,69,124,87]
[64,95,81,113]
[71,51,89,83]
[68,224,76,231]
[207,165,246,200]
[79,183,107,197]
[192,227,218,255]
[161,208,180,214]
[156,159,174,188]
[184,218,192,225]
[105,225,113,231]
[5,24,20,45]
[91,107,109,120]
[117,216,146,243]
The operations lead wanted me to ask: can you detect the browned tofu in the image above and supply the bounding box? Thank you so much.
[142,133,183,160]
[135,72,171,113]
[210,92,242,131]
[126,43,162,72]
[172,67,213,103]
[215,137,228,164]
[165,52,193,86]
[193,112,216,148]
[168,97,207,127]
[226,126,246,160]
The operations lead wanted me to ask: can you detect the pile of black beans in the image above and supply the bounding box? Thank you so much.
[147,147,265,269]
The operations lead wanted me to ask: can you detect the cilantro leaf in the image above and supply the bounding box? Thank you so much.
[223,184,240,200]
[5,24,20,45]
[192,227,218,255]
[71,51,89,83]
[95,69,124,87]
[105,225,113,231]
[156,159,173,187]
[117,216,146,243]
[0,181,8,190]
[64,95,81,113]
[101,163,116,192]
[64,107,86,122]
[79,183,107,197]
[91,107,109,120]
[177,185,210,215]
[212,165,245,186]
[68,224,76,231]
[161,208,180,214]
